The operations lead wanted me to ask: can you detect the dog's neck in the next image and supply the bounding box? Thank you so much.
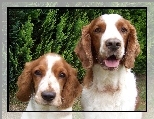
[91,64,130,93]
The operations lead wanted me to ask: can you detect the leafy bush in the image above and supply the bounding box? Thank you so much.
[8,8,146,91]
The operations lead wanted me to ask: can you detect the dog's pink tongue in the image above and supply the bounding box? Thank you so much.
[104,59,120,68]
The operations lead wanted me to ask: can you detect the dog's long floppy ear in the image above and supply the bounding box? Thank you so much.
[74,25,93,69]
[16,62,33,102]
[60,65,82,109]
[123,21,140,69]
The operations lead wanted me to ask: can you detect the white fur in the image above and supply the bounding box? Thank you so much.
[81,64,137,111]
[81,64,142,119]
[81,14,142,119]
[20,54,72,119]
[35,55,62,106]
[20,100,72,119]
[100,14,125,58]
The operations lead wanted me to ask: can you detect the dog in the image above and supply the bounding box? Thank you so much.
[74,14,142,119]
[16,53,82,119]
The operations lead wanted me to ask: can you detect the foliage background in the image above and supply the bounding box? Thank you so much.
[8,8,146,109]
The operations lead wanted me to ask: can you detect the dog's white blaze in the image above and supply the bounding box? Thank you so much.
[39,55,61,91]
[100,14,125,56]
[35,54,62,105]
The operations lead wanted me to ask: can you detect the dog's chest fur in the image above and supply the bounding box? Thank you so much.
[81,64,137,111]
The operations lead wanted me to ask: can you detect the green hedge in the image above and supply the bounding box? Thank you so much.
[9,8,146,91]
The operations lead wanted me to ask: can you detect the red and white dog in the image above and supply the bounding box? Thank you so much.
[75,14,142,119]
[16,53,82,119]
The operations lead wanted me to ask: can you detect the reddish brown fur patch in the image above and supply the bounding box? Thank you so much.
[74,17,107,70]
[83,69,93,88]
[16,54,48,102]
[16,62,33,102]
[52,59,68,91]
[52,58,82,109]
[90,17,106,53]
[32,61,47,91]
[115,18,130,47]
[74,25,93,69]
[122,20,140,68]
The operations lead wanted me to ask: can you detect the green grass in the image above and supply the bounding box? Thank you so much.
[136,74,146,111]
[73,97,82,111]
[9,90,28,111]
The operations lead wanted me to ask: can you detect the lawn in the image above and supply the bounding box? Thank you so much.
[136,74,146,111]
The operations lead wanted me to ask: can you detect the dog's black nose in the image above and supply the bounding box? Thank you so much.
[41,91,56,101]
[106,38,121,51]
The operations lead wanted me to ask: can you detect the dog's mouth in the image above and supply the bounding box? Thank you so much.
[97,55,120,70]
[104,55,120,68]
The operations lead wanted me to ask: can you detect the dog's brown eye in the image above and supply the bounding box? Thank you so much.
[59,72,66,78]
[34,70,42,76]
[94,27,101,33]
[121,27,127,33]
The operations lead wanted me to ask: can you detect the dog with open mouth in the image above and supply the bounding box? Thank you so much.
[75,14,142,119]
